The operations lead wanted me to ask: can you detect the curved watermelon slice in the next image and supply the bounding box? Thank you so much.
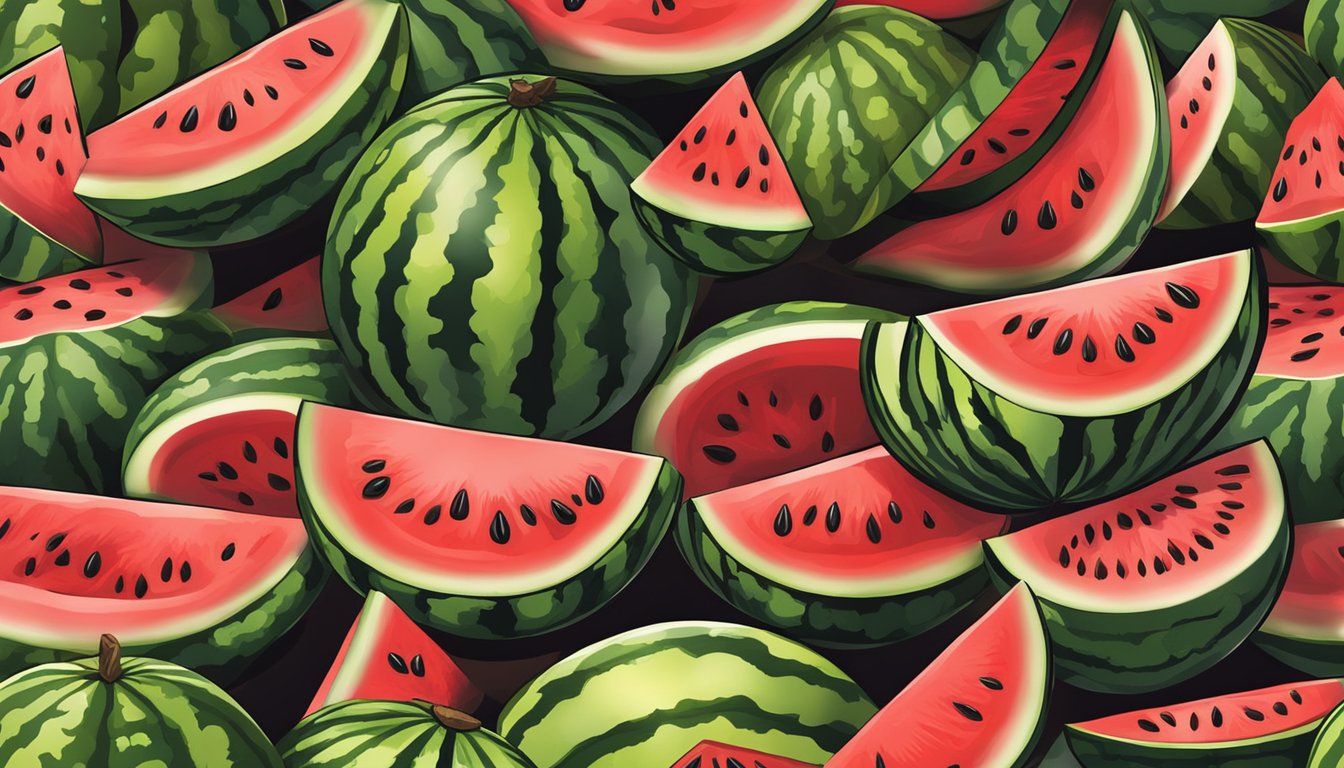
[1067,679,1344,767]
[852,9,1167,293]
[307,590,482,717]
[985,441,1289,693]
[679,446,1006,647]
[826,582,1050,767]
[670,741,817,768]
[1257,520,1344,676]
[0,47,101,282]
[76,0,407,248]
[213,258,327,340]
[297,403,681,639]
[0,486,323,679]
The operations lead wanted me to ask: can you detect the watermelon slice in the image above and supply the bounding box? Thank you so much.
[631,72,811,275]
[0,47,101,281]
[985,441,1290,693]
[1257,78,1344,282]
[679,446,1006,647]
[75,0,408,248]
[1067,679,1344,767]
[307,590,482,717]
[297,403,681,640]
[852,9,1168,293]
[669,741,817,768]
[213,258,327,340]
[826,582,1050,767]
[1257,520,1344,676]
[635,302,901,499]
[0,486,323,679]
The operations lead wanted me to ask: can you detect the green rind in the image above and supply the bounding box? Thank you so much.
[498,622,876,768]
[675,500,990,647]
[632,194,808,276]
[1312,700,1344,767]
[1259,214,1344,283]
[1067,718,1319,768]
[1257,632,1344,678]
[1132,0,1296,68]
[1160,20,1325,230]
[396,0,539,109]
[325,75,694,440]
[755,6,976,239]
[0,211,95,282]
[1307,0,1344,80]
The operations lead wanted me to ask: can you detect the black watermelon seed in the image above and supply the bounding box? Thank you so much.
[490,511,511,544]
[114,577,124,594]
[23,558,35,576]
[1216,464,1250,476]
[1284,145,1296,160]
[692,162,706,182]
[362,476,390,499]
[1115,335,1135,362]
[1132,322,1156,344]
[717,413,739,431]
[519,505,537,525]
[135,575,148,599]
[0,131,8,147]
[710,172,720,186]
[1076,559,1086,576]
[725,130,735,145]
[1054,59,1076,69]
[179,106,199,132]
[218,102,237,131]
[1161,712,1177,727]
[265,85,279,99]
[273,438,289,459]
[15,76,35,98]
[53,299,70,310]
[586,475,604,504]
[738,100,748,118]
[14,124,22,143]
[1085,524,1096,544]
[1136,718,1160,733]
[1053,328,1073,355]
[35,146,44,162]
[1155,307,1174,323]
[153,111,167,129]
[772,433,791,449]
[37,114,51,133]
[1116,560,1127,579]
[960,148,976,166]
[1194,533,1215,549]
[988,138,1007,154]
[1027,317,1047,339]
[774,505,792,537]
[1292,348,1320,362]
[703,444,736,463]
[1319,171,1325,189]
[865,515,881,544]
[115,287,133,297]
[1094,560,1107,580]
[1244,707,1265,722]
[1219,482,1242,491]
[237,492,254,506]
[825,502,841,533]
[1175,484,1198,494]
[410,654,425,676]
[1080,335,1097,362]
[1191,713,1200,730]
[1037,200,1057,230]
[1070,191,1083,209]
[551,499,577,525]
[1203,76,1212,90]
[735,166,751,188]
[953,702,983,721]
[1180,115,1188,130]
[45,533,65,551]
[53,550,70,567]
[809,394,824,420]
[221,543,236,561]
[1102,522,1113,540]
[821,431,835,452]
[737,391,749,406]
[13,309,32,321]
[1189,98,1199,114]
[1117,512,1133,529]
[242,441,257,463]
[693,126,706,144]
[1137,560,1148,577]
[83,309,105,322]
[1214,522,1231,535]
[394,498,415,515]
[888,502,902,524]
[450,489,470,520]
[1078,168,1095,192]
[1154,557,1167,575]
[759,145,770,165]
[309,38,334,56]
[1002,315,1022,334]
[769,391,778,408]
[799,505,817,526]
[1292,690,1303,705]
[1165,283,1200,309]
[423,505,442,525]
[180,562,191,582]
[362,459,386,473]
[1274,702,1288,716]
[387,652,409,674]
[161,558,174,582]
[980,676,1003,690]
[923,510,936,529]
[1171,496,1197,509]
[1273,177,1288,202]
[760,179,769,194]
[244,89,255,106]
[284,58,307,70]
[1001,209,1018,236]
[0,518,9,539]
[1213,707,1224,727]
[1168,542,1186,565]
[1009,128,1030,136]
[1302,150,1309,164]
[571,493,583,508]
[83,551,101,578]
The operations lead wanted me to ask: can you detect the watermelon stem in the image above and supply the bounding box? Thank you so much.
[507,78,558,109]
[98,634,123,684]
[421,700,482,732]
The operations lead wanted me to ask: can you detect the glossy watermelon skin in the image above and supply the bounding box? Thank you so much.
[1308,0,1344,79]
[1133,0,1296,68]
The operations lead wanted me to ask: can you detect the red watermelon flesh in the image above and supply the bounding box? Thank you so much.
[1257,286,1344,379]
[670,741,817,768]
[1261,520,1344,637]
[1157,19,1238,221]
[214,257,326,336]
[917,0,1113,193]
[1257,78,1344,229]
[826,582,1049,767]
[0,47,101,262]
[833,0,1007,19]
[307,590,482,717]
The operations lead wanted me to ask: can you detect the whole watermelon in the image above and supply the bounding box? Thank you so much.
[325,75,695,440]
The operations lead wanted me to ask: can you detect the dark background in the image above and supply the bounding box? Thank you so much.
[202,1,1315,764]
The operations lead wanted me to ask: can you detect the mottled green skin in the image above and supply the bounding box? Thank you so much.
[0,216,94,282]
[1307,0,1344,79]
[1259,217,1344,283]
[675,501,991,648]
[1068,722,1317,768]
[499,622,876,768]
[325,76,694,440]
[756,6,975,240]
[0,0,283,130]
[1257,632,1344,678]
[280,700,536,767]
[300,456,682,640]
[79,5,408,248]
[632,195,808,276]
[1311,701,1344,767]
[1160,20,1324,230]
[396,0,539,109]
[1132,0,1296,68]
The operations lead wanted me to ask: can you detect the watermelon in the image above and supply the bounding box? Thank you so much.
[1206,285,1344,525]
[308,590,482,717]
[324,75,694,440]
[0,486,323,678]
[1256,78,1344,282]
[986,441,1289,693]
[498,621,877,767]
[281,701,535,767]
[755,6,976,239]
[394,0,537,107]
[1131,0,1297,68]
[631,72,811,276]
[0,634,282,766]
[851,8,1168,293]
[297,403,680,639]
[1257,520,1344,676]
[1158,19,1324,230]
[678,446,1007,647]
[635,302,901,499]
[502,0,831,85]
[827,583,1050,767]
[1307,0,1344,79]
[122,337,361,518]
[213,257,327,340]
[75,0,409,248]
[863,249,1264,511]
[670,741,818,768]
[0,0,285,130]
[0,253,229,493]
[834,0,1009,19]
[1312,700,1344,766]
[0,47,101,282]
[1068,679,1344,767]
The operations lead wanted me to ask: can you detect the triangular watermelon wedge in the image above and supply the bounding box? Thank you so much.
[213,257,327,340]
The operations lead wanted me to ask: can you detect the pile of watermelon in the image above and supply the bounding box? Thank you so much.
[10,0,1344,765]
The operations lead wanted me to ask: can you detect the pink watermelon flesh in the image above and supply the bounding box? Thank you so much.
[827,583,1048,767]
[694,446,1005,590]
[214,257,327,335]
[307,590,482,717]
[833,0,1007,18]
[632,72,809,232]
[918,0,1112,193]
[1262,520,1344,634]
[1258,78,1344,228]
[147,410,301,518]
[1158,21,1236,221]
[1256,285,1344,379]
[0,48,100,260]
[0,486,307,642]
[854,13,1152,291]
[84,0,378,179]
[670,740,817,768]
[1070,679,1344,743]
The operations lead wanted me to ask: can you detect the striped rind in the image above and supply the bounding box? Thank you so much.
[1132,0,1296,68]
[1307,0,1344,79]
[0,212,93,283]
[325,75,694,440]
[1310,700,1344,767]
[498,621,876,768]
[1068,716,1328,767]
[632,194,808,275]
[1258,214,1344,283]
[396,0,539,108]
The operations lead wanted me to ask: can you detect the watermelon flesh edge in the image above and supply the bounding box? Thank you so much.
[1252,285,1344,379]
[1158,21,1238,222]
[1260,520,1344,643]
[213,257,327,336]
[670,740,817,768]
[1258,78,1344,230]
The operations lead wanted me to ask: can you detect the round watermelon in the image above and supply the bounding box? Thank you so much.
[325,74,694,440]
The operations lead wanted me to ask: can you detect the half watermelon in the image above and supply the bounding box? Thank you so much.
[1257,520,1344,676]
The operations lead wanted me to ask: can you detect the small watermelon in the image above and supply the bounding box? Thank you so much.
[669,741,817,768]
[1257,520,1344,676]
[212,258,327,340]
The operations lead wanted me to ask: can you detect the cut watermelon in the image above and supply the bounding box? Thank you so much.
[0,47,101,281]
[1257,520,1344,676]
[635,302,901,499]
[669,741,817,768]
[631,72,811,275]
[852,9,1167,293]
[0,486,323,679]
[75,0,408,248]
[1067,679,1344,767]
[297,403,681,639]
[863,250,1265,510]
[679,446,1006,647]
[985,441,1290,693]
[307,590,482,717]
[826,582,1050,767]
[213,258,327,340]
